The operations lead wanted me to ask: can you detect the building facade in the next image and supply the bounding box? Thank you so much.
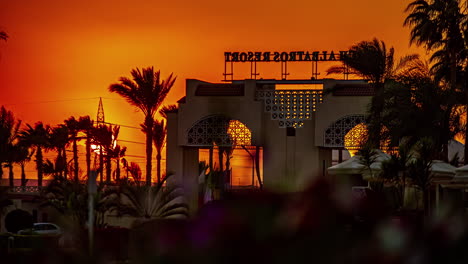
[166,78,373,211]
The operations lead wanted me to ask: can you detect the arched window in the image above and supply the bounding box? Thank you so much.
[324,115,367,148]
[187,115,251,147]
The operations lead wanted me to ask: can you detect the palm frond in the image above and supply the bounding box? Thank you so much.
[153,119,166,151]
[159,104,178,119]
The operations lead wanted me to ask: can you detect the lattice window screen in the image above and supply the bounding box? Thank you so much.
[324,115,366,147]
[187,115,251,147]
[256,90,323,128]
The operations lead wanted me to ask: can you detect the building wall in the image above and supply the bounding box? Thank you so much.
[177,79,264,146]
[315,81,372,147]
[166,78,372,211]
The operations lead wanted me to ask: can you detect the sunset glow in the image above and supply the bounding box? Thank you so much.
[1,0,424,180]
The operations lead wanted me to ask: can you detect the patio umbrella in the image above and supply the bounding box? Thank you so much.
[327,150,390,181]
[430,160,456,180]
[327,155,365,175]
[453,164,468,182]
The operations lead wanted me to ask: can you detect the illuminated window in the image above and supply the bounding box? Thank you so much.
[256,89,322,128]
[324,115,367,148]
[187,115,251,147]
[227,120,251,146]
[344,123,368,156]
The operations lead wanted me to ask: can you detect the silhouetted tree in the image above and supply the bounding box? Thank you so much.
[159,104,178,119]
[405,0,468,163]
[64,116,81,181]
[78,116,94,178]
[150,119,166,184]
[42,176,119,229]
[109,67,176,186]
[16,144,33,186]
[92,124,120,183]
[0,106,21,183]
[49,125,69,178]
[109,145,126,182]
[111,174,188,221]
[19,122,50,186]
[327,39,418,148]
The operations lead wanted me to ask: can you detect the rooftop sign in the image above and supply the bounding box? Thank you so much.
[224,51,349,62]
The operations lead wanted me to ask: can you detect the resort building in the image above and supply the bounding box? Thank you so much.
[166,78,374,210]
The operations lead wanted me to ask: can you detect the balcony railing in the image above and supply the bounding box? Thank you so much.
[9,186,42,194]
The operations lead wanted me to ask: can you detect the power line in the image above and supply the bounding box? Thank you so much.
[102,122,141,130]
[4,97,100,106]
[117,139,145,145]
[125,154,146,158]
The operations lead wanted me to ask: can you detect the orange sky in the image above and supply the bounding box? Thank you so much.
[0,0,425,174]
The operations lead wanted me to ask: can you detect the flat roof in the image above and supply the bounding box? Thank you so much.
[231,79,368,85]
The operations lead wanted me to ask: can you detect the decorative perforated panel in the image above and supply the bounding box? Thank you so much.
[187,115,251,147]
[324,115,366,148]
[256,90,323,128]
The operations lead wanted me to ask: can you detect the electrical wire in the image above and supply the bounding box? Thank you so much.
[3,97,100,106]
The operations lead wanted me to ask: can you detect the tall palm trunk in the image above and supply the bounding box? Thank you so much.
[116,159,121,181]
[86,135,91,177]
[36,146,43,186]
[20,162,26,186]
[57,148,63,178]
[8,162,13,187]
[63,147,67,179]
[106,155,111,183]
[145,116,154,186]
[73,138,78,181]
[99,146,104,184]
[156,152,161,184]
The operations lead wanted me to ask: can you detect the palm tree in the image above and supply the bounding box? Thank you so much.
[381,76,459,159]
[404,0,468,162]
[0,106,21,186]
[43,159,62,178]
[126,161,143,185]
[42,175,119,229]
[92,124,113,183]
[15,144,33,186]
[6,144,22,187]
[64,117,81,181]
[112,175,188,220]
[327,39,419,148]
[19,122,50,186]
[0,106,21,182]
[78,116,94,178]
[159,104,178,119]
[407,137,437,216]
[404,0,465,89]
[104,125,120,183]
[380,143,413,209]
[49,125,69,178]
[109,145,126,182]
[109,67,176,186]
[152,119,166,184]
